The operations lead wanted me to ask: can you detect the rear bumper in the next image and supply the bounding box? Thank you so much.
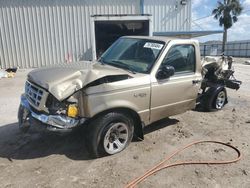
[18,94,86,132]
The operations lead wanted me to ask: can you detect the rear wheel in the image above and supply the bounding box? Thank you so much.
[201,87,227,111]
[86,112,134,158]
[214,89,226,110]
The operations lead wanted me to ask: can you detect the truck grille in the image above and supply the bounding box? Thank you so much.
[25,81,49,111]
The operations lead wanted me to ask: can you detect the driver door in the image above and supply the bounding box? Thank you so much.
[150,43,201,123]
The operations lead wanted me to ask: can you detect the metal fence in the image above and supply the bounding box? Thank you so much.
[200,41,250,57]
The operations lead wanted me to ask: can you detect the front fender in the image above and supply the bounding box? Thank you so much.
[83,92,150,125]
[89,99,139,117]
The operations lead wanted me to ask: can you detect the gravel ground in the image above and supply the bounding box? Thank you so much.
[0,60,249,188]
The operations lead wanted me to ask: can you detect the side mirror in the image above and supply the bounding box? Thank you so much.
[156,65,175,80]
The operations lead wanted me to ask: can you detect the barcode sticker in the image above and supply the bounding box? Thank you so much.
[144,42,163,50]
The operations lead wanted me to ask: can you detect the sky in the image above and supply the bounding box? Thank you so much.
[192,0,250,42]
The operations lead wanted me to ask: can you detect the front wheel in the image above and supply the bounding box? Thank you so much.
[103,122,129,155]
[86,112,134,158]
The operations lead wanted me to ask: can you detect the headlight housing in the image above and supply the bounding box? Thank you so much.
[46,94,79,118]
[67,104,78,118]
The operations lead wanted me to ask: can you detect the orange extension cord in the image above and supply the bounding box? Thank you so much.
[125,140,242,188]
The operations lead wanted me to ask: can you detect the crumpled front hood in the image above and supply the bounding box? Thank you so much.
[28,61,130,101]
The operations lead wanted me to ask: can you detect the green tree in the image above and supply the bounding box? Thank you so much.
[212,0,243,53]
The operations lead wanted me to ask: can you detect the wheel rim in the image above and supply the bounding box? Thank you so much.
[215,91,226,109]
[103,122,129,155]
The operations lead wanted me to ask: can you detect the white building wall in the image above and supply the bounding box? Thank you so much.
[143,0,191,32]
[0,0,140,68]
[0,0,191,68]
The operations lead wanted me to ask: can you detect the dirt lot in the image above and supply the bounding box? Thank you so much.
[0,60,250,188]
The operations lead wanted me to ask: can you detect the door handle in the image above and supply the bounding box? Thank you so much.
[192,79,202,84]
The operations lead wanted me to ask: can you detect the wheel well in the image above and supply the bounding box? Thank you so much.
[90,107,144,140]
[200,86,227,111]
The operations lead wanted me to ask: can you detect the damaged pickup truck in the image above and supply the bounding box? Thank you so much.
[18,36,241,157]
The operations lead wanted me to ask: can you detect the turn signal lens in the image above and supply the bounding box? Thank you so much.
[67,104,78,118]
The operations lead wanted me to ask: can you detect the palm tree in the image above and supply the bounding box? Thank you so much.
[212,0,243,53]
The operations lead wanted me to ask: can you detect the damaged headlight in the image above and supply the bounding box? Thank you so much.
[66,95,79,117]
[46,94,79,118]
[67,104,78,118]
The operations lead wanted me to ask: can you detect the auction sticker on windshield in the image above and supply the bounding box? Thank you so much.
[144,42,164,50]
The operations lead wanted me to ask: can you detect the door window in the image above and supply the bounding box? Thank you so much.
[161,45,195,74]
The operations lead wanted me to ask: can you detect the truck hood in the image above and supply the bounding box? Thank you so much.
[28,61,131,101]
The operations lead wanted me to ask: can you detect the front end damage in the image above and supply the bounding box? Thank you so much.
[18,93,86,132]
[18,61,133,132]
[18,70,87,132]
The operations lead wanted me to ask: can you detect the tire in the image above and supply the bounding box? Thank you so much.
[202,88,227,111]
[86,112,134,158]
[213,89,227,110]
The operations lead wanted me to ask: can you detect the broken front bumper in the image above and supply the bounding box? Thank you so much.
[18,94,86,132]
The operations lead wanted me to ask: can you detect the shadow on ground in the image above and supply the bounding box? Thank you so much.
[0,118,179,161]
[0,123,91,161]
[144,117,179,135]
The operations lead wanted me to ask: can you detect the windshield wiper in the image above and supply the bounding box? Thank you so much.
[109,60,136,74]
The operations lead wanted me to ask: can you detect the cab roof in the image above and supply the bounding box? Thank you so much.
[122,35,198,44]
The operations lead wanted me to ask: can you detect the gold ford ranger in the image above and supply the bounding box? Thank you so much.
[18,36,241,157]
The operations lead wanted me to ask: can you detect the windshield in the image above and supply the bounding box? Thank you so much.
[100,38,165,74]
